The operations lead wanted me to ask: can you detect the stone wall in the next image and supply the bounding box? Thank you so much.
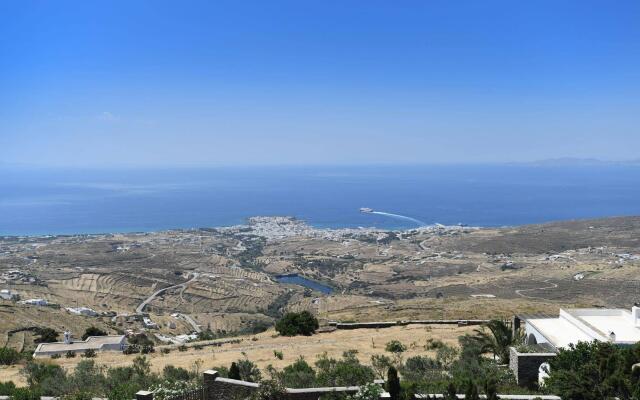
[202,370,373,400]
[509,347,556,388]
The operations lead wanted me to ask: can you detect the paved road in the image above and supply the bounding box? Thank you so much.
[178,313,202,333]
[135,274,198,313]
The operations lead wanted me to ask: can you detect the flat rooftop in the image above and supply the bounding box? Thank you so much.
[525,308,640,349]
[527,316,594,349]
[35,335,124,353]
[567,309,640,343]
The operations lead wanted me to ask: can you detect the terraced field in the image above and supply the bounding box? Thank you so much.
[1,216,639,350]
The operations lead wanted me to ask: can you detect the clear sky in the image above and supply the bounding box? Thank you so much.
[1,0,639,167]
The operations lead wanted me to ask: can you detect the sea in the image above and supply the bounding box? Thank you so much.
[2,164,640,236]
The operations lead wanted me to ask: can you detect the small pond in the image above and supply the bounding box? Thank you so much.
[275,274,334,295]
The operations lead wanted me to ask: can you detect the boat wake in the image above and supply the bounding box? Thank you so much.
[369,211,426,226]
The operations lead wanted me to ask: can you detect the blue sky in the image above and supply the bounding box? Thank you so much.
[1,0,639,167]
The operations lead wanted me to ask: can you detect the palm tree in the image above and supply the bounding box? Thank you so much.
[470,319,514,364]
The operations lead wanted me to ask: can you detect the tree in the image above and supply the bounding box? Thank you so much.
[386,366,401,400]
[281,357,316,388]
[33,327,58,343]
[82,327,107,341]
[470,320,514,364]
[315,351,376,387]
[464,380,480,400]
[545,341,640,400]
[443,382,457,400]
[371,354,393,379]
[229,362,241,380]
[485,376,499,400]
[236,359,262,382]
[275,311,319,336]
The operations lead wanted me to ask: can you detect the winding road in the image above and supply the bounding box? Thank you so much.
[135,274,199,313]
[515,279,559,299]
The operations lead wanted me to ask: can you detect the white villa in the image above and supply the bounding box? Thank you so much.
[511,306,640,387]
[520,306,640,350]
[33,331,127,357]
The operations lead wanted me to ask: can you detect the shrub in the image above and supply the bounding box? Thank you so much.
[141,344,155,354]
[281,357,316,388]
[425,338,445,350]
[160,348,171,355]
[352,383,383,400]
[51,353,61,359]
[236,359,262,382]
[229,362,241,380]
[385,340,407,353]
[0,381,16,396]
[123,344,140,354]
[0,347,21,365]
[82,327,107,341]
[274,350,283,360]
[82,349,97,358]
[65,351,76,358]
[275,311,319,336]
[149,380,199,400]
[315,351,375,387]
[370,354,393,379]
[250,378,286,400]
[163,365,192,382]
[7,387,41,400]
[177,345,187,352]
[33,327,58,344]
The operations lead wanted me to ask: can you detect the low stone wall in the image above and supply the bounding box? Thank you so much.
[202,370,378,400]
[508,347,556,388]
[329,319,488,330]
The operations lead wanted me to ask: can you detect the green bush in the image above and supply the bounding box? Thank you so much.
[0,381,16,395]
[315,350,375,387]
[141,344,155,354]
[123,344,140,354]
[83,349,97,358]
[281,357,316,388]
[33,327,58,343]
[163,365,192,381]
[8,387,41,400]
[545,341,640,400]
[0,347,21,365]
[275,311,319,336]
[82,327,107,341]
[385,340,407,353]
[65,351,76,358]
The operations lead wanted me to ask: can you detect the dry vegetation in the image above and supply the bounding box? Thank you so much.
[1,215,639,377]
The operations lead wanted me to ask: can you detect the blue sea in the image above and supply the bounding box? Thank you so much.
[2,165,640,236]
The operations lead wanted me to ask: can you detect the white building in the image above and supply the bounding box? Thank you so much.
[519,306,640,350]
[143,317,158,329]
[66,306,99,317]
[33,332,127,357]
[0,289,19,301]
[21,298,48,306]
